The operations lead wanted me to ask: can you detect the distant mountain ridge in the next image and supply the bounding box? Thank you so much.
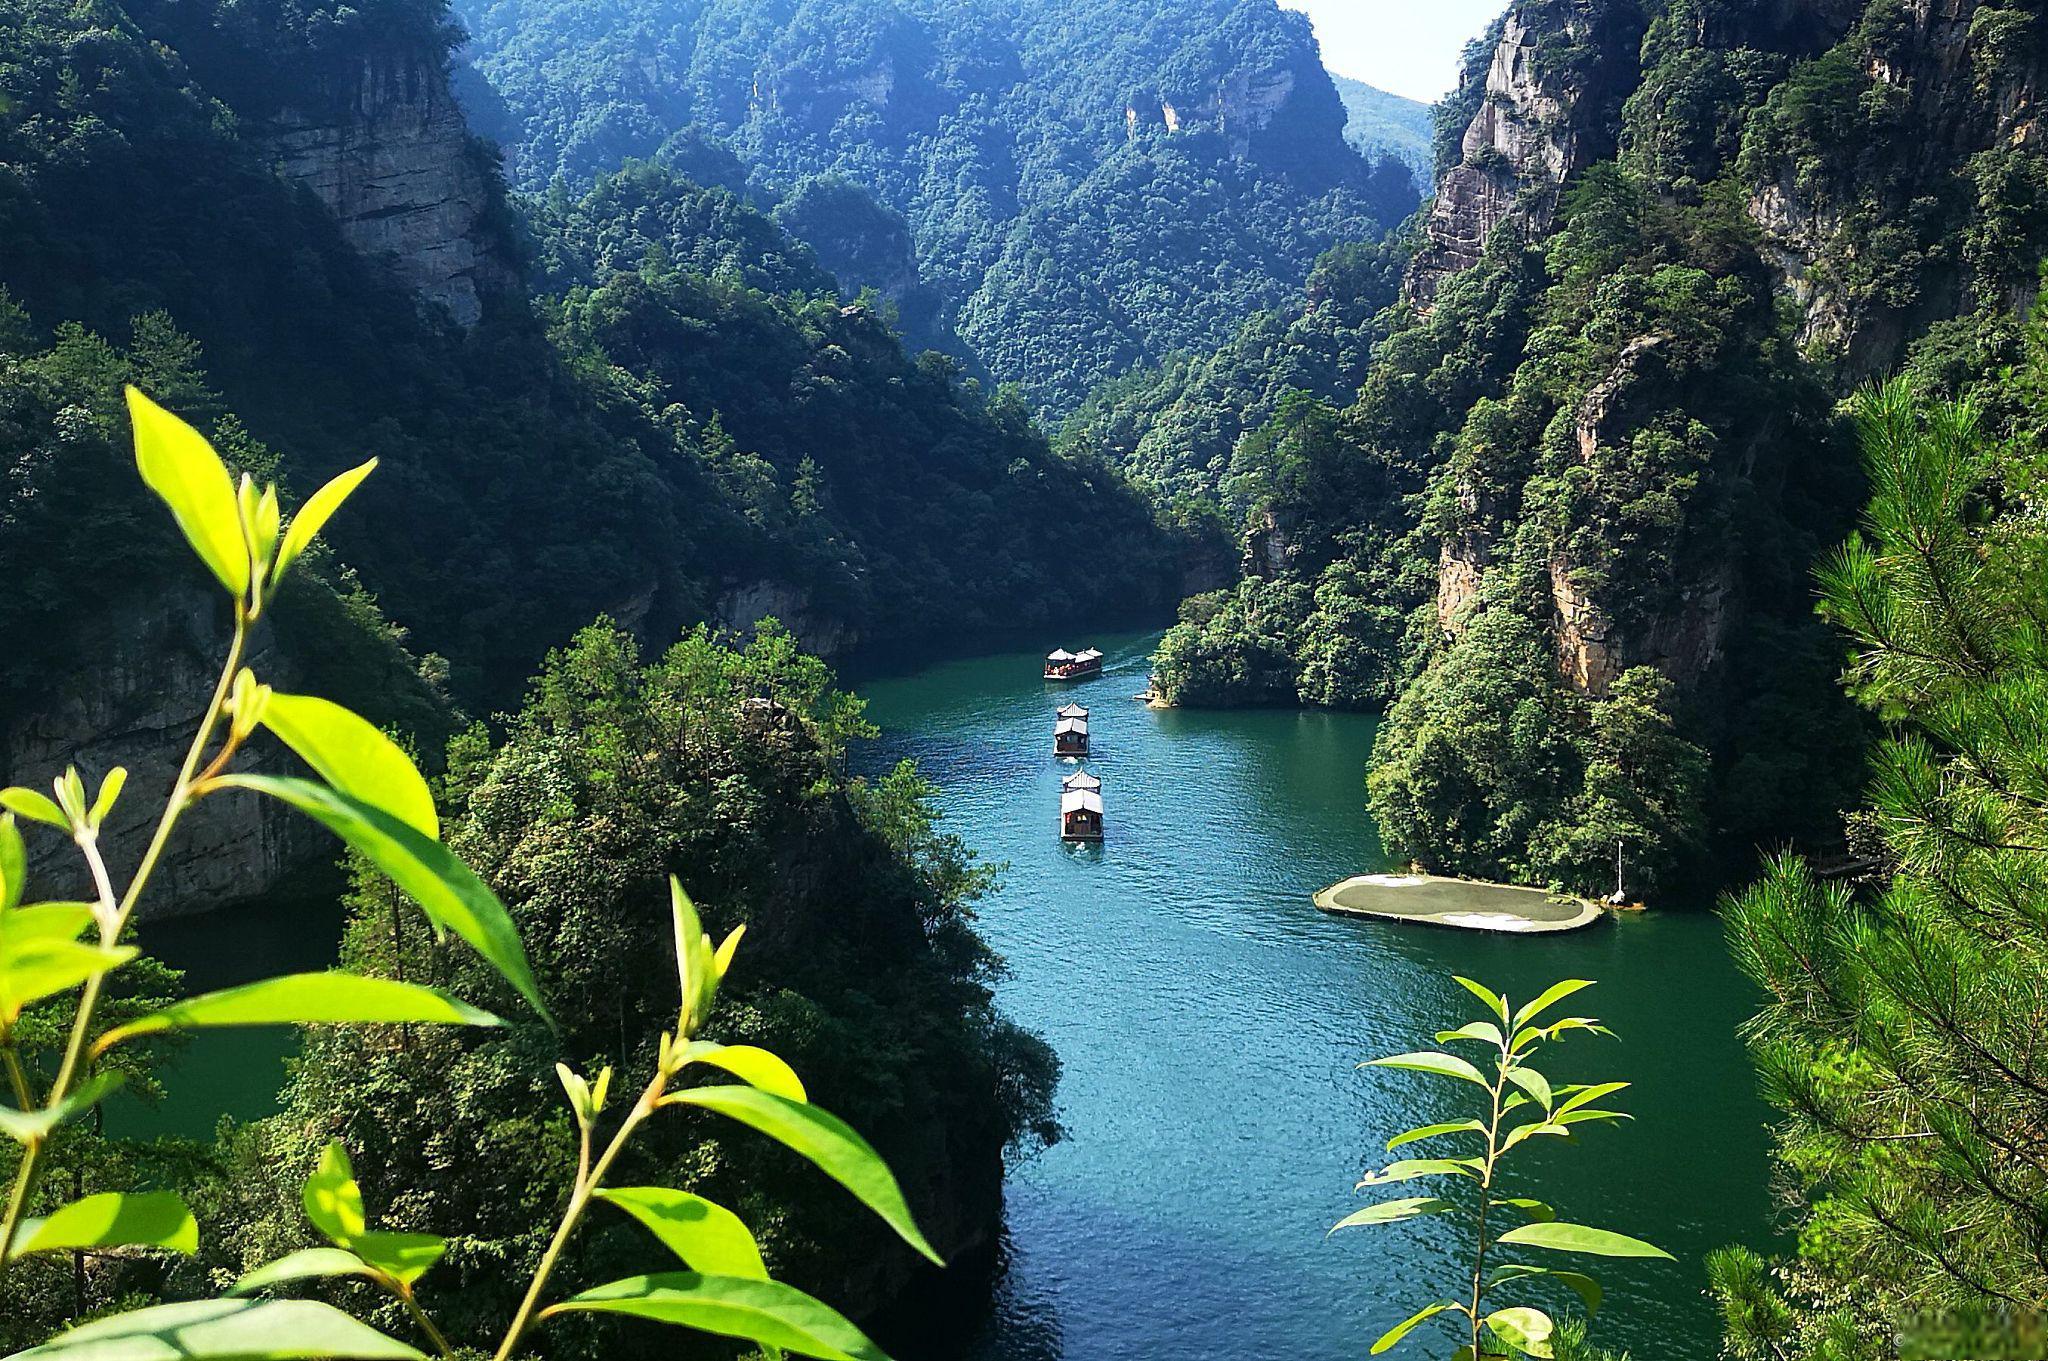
[1330,75,1433,195]
[452,0,1420,412]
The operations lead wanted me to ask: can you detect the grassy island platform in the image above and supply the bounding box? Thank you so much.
[1312,874,1605,934]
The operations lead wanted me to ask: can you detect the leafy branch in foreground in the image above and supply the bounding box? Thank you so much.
[1336,976,1670,1360]
[1,388,939,1359]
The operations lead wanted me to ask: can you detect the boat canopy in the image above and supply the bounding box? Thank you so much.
[1055,716,1088,735]
[1046,648,1076,662]
[1062,770,1101,791]
[1061,789,1104,815]
[1076,648,1103,661]
[1056,703,1090,718]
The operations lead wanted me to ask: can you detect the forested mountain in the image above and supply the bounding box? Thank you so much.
[1147,0,2047,895]
[1331,75,1433,194]
[451,0,1420,412]
[0,0,1187,726]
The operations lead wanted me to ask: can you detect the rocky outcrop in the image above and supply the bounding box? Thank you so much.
[260,48,513,326]
[1243,508,1294,579]
[1745,0,2043,373]
[1552,555,1732,693]
[1,589,317,921]
[1437,532,1489,634]
[1408,1,1644,303]
[716,579,859,658]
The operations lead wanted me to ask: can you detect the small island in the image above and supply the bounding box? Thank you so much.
[1312,874,1605,934]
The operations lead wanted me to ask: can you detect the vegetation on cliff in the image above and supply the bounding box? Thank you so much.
[1140,0,2044,896]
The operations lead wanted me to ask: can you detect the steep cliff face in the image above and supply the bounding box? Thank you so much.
[259,47,513,326]
[715,579,861,659]
[3,590,312,921]
[1146,50,1350,182]
[1419,0,2046,698]
[1743,0,2044,374]
[1408,0,1646,302]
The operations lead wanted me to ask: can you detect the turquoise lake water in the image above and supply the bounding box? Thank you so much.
[854,630,1778,1361]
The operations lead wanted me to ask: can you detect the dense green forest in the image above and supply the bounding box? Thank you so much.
[0,0,1189,720]
[1145,0,2047,896]
[196,623,1055,1358]
[452,0,1420,412]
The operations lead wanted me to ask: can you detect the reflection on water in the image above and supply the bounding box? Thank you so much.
[855,631,1777,1361]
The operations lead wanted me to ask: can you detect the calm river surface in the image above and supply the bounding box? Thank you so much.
[854,630,1779,1361]
[134,627,1779,1360]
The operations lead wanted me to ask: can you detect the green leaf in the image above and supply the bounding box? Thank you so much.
[1494,1221,1673,1259]
[0,937,136,1023]
[0,901,95,946]
[669,878,719,1032]
[9,1191,197,1256]
[557,1064,594,1122]
[1453,976,1509,1024]
[0,813,25,911]
[232,1247,374,1295]
[1329,1197,1451,1232]
[1505,1066,1553,1112]
[98,972,498,1049]
[1371,1300,1460,1355]
[664,1085,941,1265]
[677,1041,807,1103]
[1555,1082,1629,1118]
[1512,980,1595,1029]
[544,1272,889,1361]
[0,788,67,830]
[1362,1051,1488,1086]
[87,769,126,830]
[1502,1122,1570,1150]
[126,387,250,598]
[1485,1305,1555,1358]
[351,1231,446,1286]
[1552,1109,1630,1127]
[1541,1017,1612,1041]
[1387,1119,1486,1152]
[5,1298,423,1359]
[1436,1021,1504,1047]
[1492,1197,1555,1222]
[216,776,548,1024]
[1356,1159,1478,1187]
[303,1143,366,1244]
[259,694,438,839]
[273,459,378,586]
[0,1072,124,1144]
[1489,1264,1601,1314]
[596,1188,768,1280]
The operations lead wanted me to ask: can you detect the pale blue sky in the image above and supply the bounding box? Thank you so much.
[1279,0,1508,103]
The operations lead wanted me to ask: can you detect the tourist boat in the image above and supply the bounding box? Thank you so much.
[1044,646,1104,681]
[1054,703,1089,756]
[1060,775,1103,842]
